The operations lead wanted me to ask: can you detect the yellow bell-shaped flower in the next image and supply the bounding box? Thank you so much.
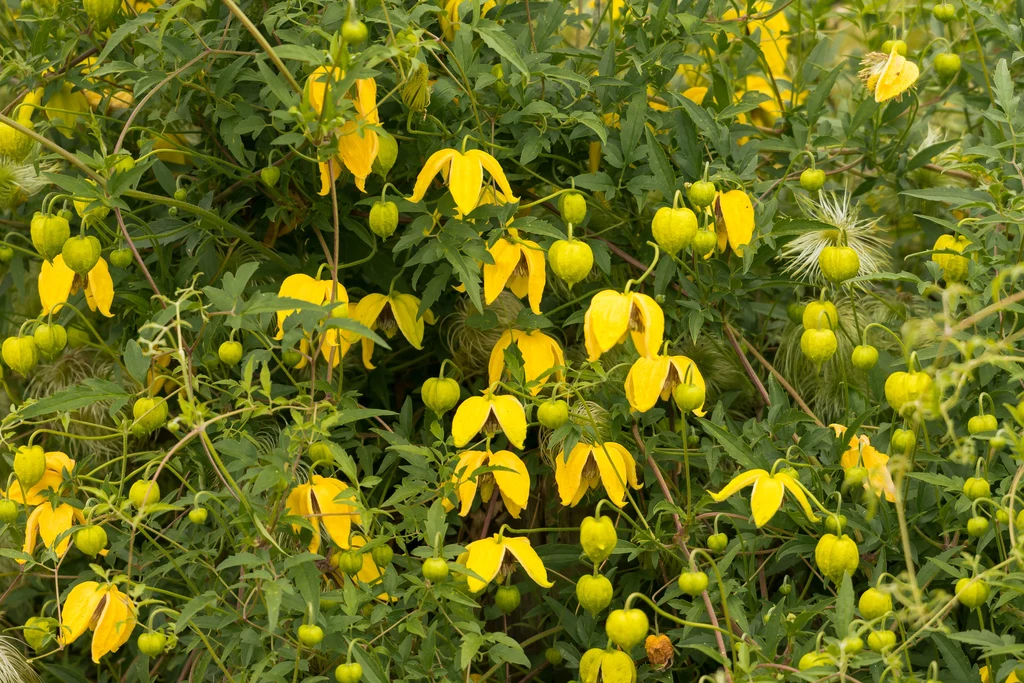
[285,475,361,554]
[307,67,380,194]
[38,255,114,318]
[462,533,553,592]
[583,290,664,362]
[445,449,530,518]
[555,441,641,508]
[22,501,86,564]
[451,387,527,449]
[484,230,546,314]
[708,468,819,528]
[353,291,433,369]
[409,147,517,217]
[59,580,137,663]
[624,354,705,415]
[487,329,564,395]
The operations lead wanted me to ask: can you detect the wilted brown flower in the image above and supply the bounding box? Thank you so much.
[645,633,674,670]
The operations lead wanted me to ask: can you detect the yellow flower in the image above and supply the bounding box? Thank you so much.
[709,469,819,528]
[583,290,664,362]
[484,230,546,314]
[285,475,361,554]
[307,67,380,194]
[682,86,708,105]
[59,581,137,663]
[445,449,530,518]
[38,255,114,318]
[274,274,351,365]
[22,502,86,563]
[353,292,433,369]
[858,48,919,103]
[982,666,1020,683]
[409,147,518,217]
[4,451,75,506]
[555,441,641,508]
[487,329,564,395]
[451,387,527,449]
[40,83,91,137]
[462,533,553,592]
[624,354,705,415]
[840,435,896,503]
[440,0,497,40]
[152,133,190,166]
[714,190,755,256]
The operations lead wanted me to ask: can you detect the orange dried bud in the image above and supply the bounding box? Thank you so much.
[645,634,674,670]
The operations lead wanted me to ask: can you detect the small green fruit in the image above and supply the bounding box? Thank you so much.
[371,544,394,568]
[342,19,369,44]
[934,53,961,79]
[604,608,649,651]
[579,515,617,565]
[932,3,955,21]
[677,570,709,596]
[260,166,281,188]
[548,238,594,288]
[858,587,892,620]
[369,201,399,239]
[132,397,169,434]
[494,584,521,614]
[800,168,825,192]
[0,500,18,523]
[576,574,613,615]
[422,557,449,582]
[13,444,46,488]
[687,180,716,208]
[129,480,161,509]
[337,550,364,576]
[137,631,167,657]
[2,336,39,376]
[559,192,587,225]
[962,477,990,501]
[967,516,989,538]
[188,507,208,524]
[422,377,460,415]
[537,399,569,429]
[74,525,108,557]
[818,245,860,283]
[335,662,363,683]
[61,235,102,276]
[298,624,324,647]
[851,345,879,370]
[218,340,243,366]
[707,532,728,553]
[34,324,68,358]
[673,383,705,412]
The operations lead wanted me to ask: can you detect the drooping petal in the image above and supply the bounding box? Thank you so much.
[627,293,664,358]
[276,274,330,339]
[486,330,516,387]
[708,469,766,502]
[312,475,358,549]
[775,473,820,523]
[490,394,527,449]
[103,587,136,657]
[39,255,76,316]
[585,290,631,361]
[59,581,105,646]
[465,149,518,204]
[337,121,378,193]
[37,503,76,556]
[409,149,457,203]
[875,49,919,103]
[451,396,492,448]
[305,66,342,116]
[318,158,343,197]
[464,536,505,592]
[354,294,390,369]
[451,450,487,516]
[448,150,484,217]
[483,239,521,306]
[502,536,553,587]
[85,258,114,317]
[390,293,426,349]
[749,474,784,527]
[518,330,560,393]
[20,504,43,564]
[555,444,590,507]
[521,240,546,314]
[624,355,672,413]
[604,442,642,490]
[593,442,630,507]
[715,191,755,256]
[488,449,530,517]
[284,484,310,534]
[92,586,135,662]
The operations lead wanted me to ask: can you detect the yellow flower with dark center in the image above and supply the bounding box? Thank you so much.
[713,190,755,256]
[307,67,380,194]
[462,533,553,592]
[451,387,527,449]
[487,329,564,395]
[409,147,517,217]
[484,229,546,314]
[274,274,351,365]
[59,581,137,663]
[22,501,86,563]
[38,255,114,318]
[583,290,664,362]
[624,354,705,415]
[445,449,530,518]
[709,468,819,527]
[4,451,75,506]
[555,442,641,508]
[285,475,361,554]
[858,48,919,103]
[353,292,433,369]
[840,434,896,503]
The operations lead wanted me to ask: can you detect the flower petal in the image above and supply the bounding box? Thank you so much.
[875,49,919,103]
[92,586,134,662]
[585,290,631,361]
[593,442,630,507]
[390,293,426,349]
[669,355,706,416]
[708,469,766,502]
[750,474,784,527]
[604,442,642,489]
[20,504,43,564]
[452,396,491,448]
[85,258,114,317]
[39,255,75,316]
[555,443,589,507]
[318,158,342,197]
[502,535,553,587]
[464,536,505,592]
[465,149,518,204]
[775,472,820,523]
[521,240,546,314]
[448,150,484,217]
[488,449,530,517]
[483,239,521,306]
[338,121,378,193]
[409,149,456,202]
[59,581,105,646]
[490,394,527,449]
[716,190,754,256]
[624,356,671,412]
[486,330,515,387]
[628,293,664,358]
[312,475,359,549]
[452,450,487,516]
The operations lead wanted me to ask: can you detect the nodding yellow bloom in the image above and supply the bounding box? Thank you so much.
[487,329,564,395]
[22,502,86,563]
[462,533,553,592]
[274,274,351,365]
[38,255,114,318]
[285,475,360,554]
[583,290,664,362]
[59,581,137,663]
[713,190,755,256]
[4,451,75,506]
[306,66,380,194]
[484,230,546,314]
[709,469,819,528]
[451,387,527,449]
[858,48,919,103]
[445,449,530,518]
[555,442,641,508]
[624,354,705,415]
[409,147,518,217]
[353,292,433,369]
[840,434,896,503]
[79,57,134,112]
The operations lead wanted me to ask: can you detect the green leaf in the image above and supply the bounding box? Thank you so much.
[476,22,529,76]
[834,572,853,638]
[806,62,845,124]
[932,632,974,682]
[697,419,762,470]
[18,379,128,419]
[123,340,150,385]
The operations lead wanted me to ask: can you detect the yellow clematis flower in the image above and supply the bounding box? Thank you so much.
[353,292,432,369]
[858,48,919,103]
[713,190,755,256]
[484,229,546,314]
[59,581,137,663]
[409,147,518,217]
[624,354,705,415]
[981,666,1020,683]
[709,468,819,528]
[451,387,527,449]
[840,434,896,503]
[285,475,361,554]
[446,449,530,518]
[4,451,75,506]
[555,441,641,508]
[39,255,114,318]
[307,67,380,194]
[22,502,86,563]
[487,329,564,395]
[583,290,664,362]
[274,274,351,365]
[462,533,553,592]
